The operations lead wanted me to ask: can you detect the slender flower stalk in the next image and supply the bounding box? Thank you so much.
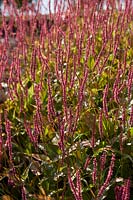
[73,68,88,133]
[122,178,130,200]
[91,116,96,148]
[62,82,68,121]
[76,169,83,200]
[100,151,107,172]
[21,185,27,200]
[84,156,91,170]
[115,185,123,200]
[68,168,83,200]
[30,47,37,81]
[4,110,16,185]
[99,109,103,138]
[115,178,130,200]
[58,119,65,153]
[92,157,97,185]
[129,105,133,126]
[5,112,13,164]
[127,67,133,101]
[68,168,79,200]
[97,153,115,199]
[24,118,35,145]
[47,73,56,122]
[103,84,109,118]
[33,109,43,144]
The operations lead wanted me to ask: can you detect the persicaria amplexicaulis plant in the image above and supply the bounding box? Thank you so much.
[0,0,132,199]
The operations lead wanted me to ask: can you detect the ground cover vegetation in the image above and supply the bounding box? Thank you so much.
[0,0,132,199]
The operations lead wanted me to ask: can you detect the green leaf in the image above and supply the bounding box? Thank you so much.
[130,127,133,137]
[87,56,95,69]
[71,46,77,54]
[28,84,34,99]
[21,165,31,181]
[80,57,85,64]
[108,54,114,61]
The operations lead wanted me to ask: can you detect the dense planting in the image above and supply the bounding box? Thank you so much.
[0,0,132,199]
